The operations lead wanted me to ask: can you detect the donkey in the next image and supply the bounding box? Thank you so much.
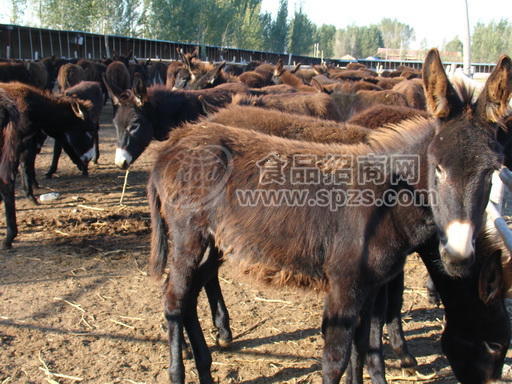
[186,62,239,90]
[392,79,427,110]
[272,59,316,92]
[0,89,19,249]
[147,49,512,384]
[209,103,509,382]
[42,81,104,178]
[108,80,249,169]
[0,82,97,203]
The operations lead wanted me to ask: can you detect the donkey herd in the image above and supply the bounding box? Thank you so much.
[1,46,512,384]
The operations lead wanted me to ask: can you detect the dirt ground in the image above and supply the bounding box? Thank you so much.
[1,104,511,384]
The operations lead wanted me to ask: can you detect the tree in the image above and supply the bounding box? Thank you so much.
[472,19,512,62]
[334,25,383,58]
[444,37,463,53]
[39,0,97,31]
[10,0,26,24]
[288,7,315,55]
[377,18,415,49]
[269,0,288,52]
[314,24,336,58]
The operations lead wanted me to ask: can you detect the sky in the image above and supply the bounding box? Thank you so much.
[261,0,512,49]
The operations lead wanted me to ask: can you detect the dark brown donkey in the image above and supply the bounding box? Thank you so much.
[42,81,104,178]
[209,104,510,383]
[0,82,97,203]
[147,50,512,384]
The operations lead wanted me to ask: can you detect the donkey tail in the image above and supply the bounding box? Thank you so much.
[148,176,169,279]
[0,93,20,184]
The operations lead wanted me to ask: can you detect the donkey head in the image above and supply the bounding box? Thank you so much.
[188,62,226,90]
[113,76,153,169]
[424,49,512,277]
[58,97,96,172]
[272,59,285,84]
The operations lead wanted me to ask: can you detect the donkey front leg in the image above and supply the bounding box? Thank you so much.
[322,280,367,384]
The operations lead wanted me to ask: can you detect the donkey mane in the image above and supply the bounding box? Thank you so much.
[451,77,478,106]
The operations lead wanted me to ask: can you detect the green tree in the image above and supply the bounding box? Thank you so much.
[377,18,415,49]
[10,0,26,24]
[472,19,512,62]
[334,25,383,58]
[268,0,288,52]
[314,24,336,58]
[288,7,315,55]
[444,37,463,53]
[39,0,96,31]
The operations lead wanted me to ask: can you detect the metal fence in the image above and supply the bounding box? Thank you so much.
[0,23,498,74]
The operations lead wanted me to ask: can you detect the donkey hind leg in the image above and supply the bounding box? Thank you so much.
[204,246,232,348]
[386,272,417,368]
[164,229,213,384]
[345,290,385,384]
[322,280,367,384]
[93,125,100,164]
[365,285,388,384]
[45,140,63,178]
[19,147,38,204]
[1,183,17,249]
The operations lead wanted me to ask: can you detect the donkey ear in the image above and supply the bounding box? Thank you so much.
[216,61,226,73]
[102,73,120,106]
[479,251,504,305]
[291,63,302,74]
[423,48,461,119]
[476,55,512,123]
[71,101,85,120]
[274,59,284,75]
[311,78,326,93]
[132,74,147,107]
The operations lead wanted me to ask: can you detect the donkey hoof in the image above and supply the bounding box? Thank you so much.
[1,241,12,250]
[216,335,232,349]
[45,173,53,179]
[399,354,418,368]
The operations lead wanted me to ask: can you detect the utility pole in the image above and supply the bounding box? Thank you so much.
[463,0,472,76]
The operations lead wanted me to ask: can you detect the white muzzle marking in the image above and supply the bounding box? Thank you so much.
[81,146,96,163]
[444,220,474,259]
[115,148,132,168]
